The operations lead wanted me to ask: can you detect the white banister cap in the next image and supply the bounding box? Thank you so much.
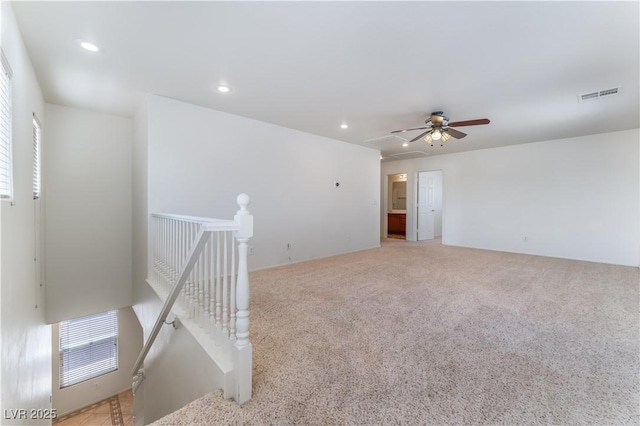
[237,193,250,212]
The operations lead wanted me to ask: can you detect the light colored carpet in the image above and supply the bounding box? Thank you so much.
[152,239,639,425]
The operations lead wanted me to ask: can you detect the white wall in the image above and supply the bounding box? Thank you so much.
[0,2,51,424]
[132,96,148,310]
[131,94,149,426]
[44,104,133,324]
[381,129,640,266]
[131,97,227,424]
[147,95,380,270]
[51,307,142,417]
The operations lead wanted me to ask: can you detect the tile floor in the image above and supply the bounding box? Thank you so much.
[53,390,133,426]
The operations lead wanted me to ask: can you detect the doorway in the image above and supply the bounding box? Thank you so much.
[417,170,443,241]
[386,173,407,239]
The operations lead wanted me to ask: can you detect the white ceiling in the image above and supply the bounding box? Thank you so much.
[11,1,640,160]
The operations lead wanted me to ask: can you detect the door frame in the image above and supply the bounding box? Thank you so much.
[383,172,408,238]
[415,169,444,242]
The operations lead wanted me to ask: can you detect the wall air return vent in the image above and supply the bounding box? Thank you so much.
[578,87,620,102]
[579,92,599,102]
[598,87,619,97]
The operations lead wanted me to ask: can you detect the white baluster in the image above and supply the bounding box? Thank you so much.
[163,218,169,288]
[234,194,253,348]
[174,220,179,288]
[230,230,237,340]
[184,221,191,311]
[198,247,207,327]
[157,219,164,283]
[198,247,205,326]
[194,249,200,321]
[165,219,173,284]
[193,249,199,321]
[151,217,156,284]
[222,231,229,335]
[155,217,160,285]
[161,218,166,286]
[209,233,218,324]
[179,221,186,309]
[151,217,154,283]
[158,217,161,284]
[203,238,210,330]
[162,218,166,285]
[185,223,196,318]
[216,231,222,326]
[167,218,172,288]
[189,223,196,318]
[188,222,195,311]
[181,221,187,309]
[170,219,175,286]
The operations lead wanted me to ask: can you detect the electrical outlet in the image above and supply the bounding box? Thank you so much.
[287,243,291,250]
[249,246,255,255]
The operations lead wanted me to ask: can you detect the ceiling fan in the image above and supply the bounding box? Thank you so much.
[391,111,490,146]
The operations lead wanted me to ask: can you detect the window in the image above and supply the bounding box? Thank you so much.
[33,113,41,199]
[0,50,13,200]
[59,310,119,388]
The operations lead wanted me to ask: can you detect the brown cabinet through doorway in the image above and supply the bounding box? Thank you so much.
[388,213,406,236]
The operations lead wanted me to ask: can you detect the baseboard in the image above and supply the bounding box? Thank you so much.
[249,243,382,273]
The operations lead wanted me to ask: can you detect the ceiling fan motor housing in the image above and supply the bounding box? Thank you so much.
[429,111,449,124]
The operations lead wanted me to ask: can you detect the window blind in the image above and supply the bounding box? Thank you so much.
[32,113,41,199]
[59,310,118,388]
[0,50,13,199]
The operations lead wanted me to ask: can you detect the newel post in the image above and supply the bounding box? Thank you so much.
[234,194,253,348]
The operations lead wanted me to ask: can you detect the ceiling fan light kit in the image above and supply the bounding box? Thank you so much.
[392,111,490,147]
[424,130,451,146]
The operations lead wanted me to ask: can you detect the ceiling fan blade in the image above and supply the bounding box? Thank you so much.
[445,128,467,139]
[410,130,430,143]
[391,126,430,134]
[448,118,490,127]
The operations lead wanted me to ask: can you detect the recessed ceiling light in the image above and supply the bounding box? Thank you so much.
[217,85,231,93]
[402,142,409,147]
[340,123,348,129]
[78,41,100,52]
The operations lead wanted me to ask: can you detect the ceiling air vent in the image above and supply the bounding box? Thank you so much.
[578,87,620,102]
[391,151,429,160]
[363,135,407,145]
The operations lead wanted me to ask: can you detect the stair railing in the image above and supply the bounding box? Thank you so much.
[132,194,254,403]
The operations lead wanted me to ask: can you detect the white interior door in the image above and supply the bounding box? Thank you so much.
[417,172,436,240]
